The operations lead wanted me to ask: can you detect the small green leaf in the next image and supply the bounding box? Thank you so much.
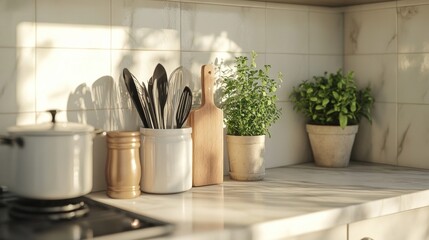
[339,113,347,129]
[350,102,356,112]
[322,98,329,106]
[315,105,324,110]
[310,97,318,102]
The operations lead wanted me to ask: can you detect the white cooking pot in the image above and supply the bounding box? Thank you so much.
[0,110,97,200]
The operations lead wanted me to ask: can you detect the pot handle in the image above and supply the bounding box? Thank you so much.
[0,136,24,148]
[47,109,58,123]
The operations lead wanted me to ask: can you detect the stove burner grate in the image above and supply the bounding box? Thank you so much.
[8,197,89,221]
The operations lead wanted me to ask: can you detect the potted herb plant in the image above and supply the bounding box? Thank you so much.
[289,70,374,167]
[219,51,282,181]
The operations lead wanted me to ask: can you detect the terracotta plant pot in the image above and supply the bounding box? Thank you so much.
[226,135,265,181]
[306,124,358,167]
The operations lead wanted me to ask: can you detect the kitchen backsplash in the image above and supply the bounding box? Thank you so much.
[345,0,429,170]
[17,0,429,189]
[0,0,343,189]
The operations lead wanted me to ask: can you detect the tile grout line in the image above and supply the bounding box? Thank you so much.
[395,0,399,166]
[34,0,38,123]
[109,0,113,131]
[307,8,310,80]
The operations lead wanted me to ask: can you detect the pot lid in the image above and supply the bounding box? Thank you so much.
[7,110,95,136]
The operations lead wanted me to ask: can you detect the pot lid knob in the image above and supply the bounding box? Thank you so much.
[47,109,58,123]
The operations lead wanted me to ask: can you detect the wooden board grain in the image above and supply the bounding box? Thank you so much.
[189,64,224,186]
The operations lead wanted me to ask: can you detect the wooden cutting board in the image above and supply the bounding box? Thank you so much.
[189,64,224,186]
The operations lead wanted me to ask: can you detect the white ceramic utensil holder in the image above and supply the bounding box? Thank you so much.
[140,127,192,194]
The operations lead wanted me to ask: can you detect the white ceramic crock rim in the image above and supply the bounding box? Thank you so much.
[140,127,192,136]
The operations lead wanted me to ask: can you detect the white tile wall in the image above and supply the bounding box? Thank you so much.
[266,8,308,54]
[266,54,308,101]
[181,3,266,52]
[0,0,345,191]
[35,49,111,112]
[0,0,35,47]
[344,7,397,54]
[2,0,429,190]
[36,0,110,49]
[309,11,343,55]
[0,47,35,113]
[3,0,429,187]
[265,102,313,168]
[398,4,429,53]
[352,103,397,166]
[17,0,429,188]
[308,55,343,77]
[345,0,429,169]
[344,54,397,103]
[397,104,429,168]
[111,50,181,87]
[111,0,181,50]
[398,53,429,104]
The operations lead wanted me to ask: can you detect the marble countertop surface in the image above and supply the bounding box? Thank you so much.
[88,162,429,239]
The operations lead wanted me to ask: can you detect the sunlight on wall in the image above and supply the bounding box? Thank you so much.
[194,31,242,52]
[112,26,180,50]
[13,18,241,131]
[36,22,109,49]
[399,55,411,70]
[423,41,429,52]
[13,22,36,124]
[421,55,429,72]
[399,54,429,74]
[16,21,35,47]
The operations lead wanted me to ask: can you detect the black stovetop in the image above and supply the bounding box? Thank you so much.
[0,188,173,240]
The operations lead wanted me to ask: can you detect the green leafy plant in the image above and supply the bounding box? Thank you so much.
[289,70,374,129]
[218,51,282,136]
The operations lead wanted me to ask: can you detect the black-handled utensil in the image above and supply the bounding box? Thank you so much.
[123,68,150,128]
[157,69,168,129]
[152,64,168,129]
[176,86,193,129]
[134,78,153,129]
[148,74,158,128]
[142,78,157,129]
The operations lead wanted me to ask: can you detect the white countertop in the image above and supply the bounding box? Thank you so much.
[88,162,429,239]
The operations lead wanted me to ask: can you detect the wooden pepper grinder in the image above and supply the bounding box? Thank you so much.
[106,131,141,199]
[189,64,224,186]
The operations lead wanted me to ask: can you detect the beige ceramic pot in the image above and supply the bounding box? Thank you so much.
[226,135,265,181]
[306,124,358,167]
